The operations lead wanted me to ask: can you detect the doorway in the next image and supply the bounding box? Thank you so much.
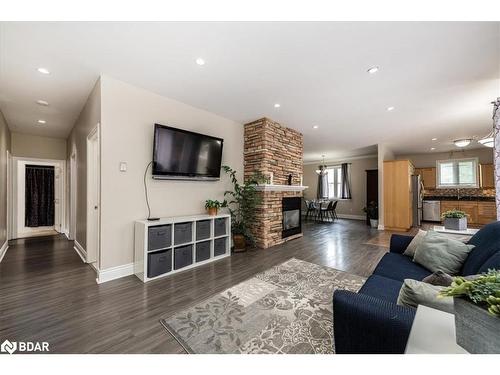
[86,125,100,265]
[69,152,77,241]
[366,169,379,225]
[12,157,66,239]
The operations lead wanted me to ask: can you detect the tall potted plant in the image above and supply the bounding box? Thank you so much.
[222,165,266,252]
[363,201,378,228]
[439,270,500,353]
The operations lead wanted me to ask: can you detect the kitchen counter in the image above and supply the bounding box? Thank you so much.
[423,195,495,202]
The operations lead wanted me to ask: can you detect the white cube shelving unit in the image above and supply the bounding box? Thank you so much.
[134,213,231,282]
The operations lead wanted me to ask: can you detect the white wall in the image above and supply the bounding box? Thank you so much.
[0,110,11,250]
[100,76,244,269]
[11,132,67,160]
[303,156,378,217]
[377,144,395,229]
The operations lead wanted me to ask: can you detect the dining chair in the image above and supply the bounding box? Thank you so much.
[304,199,317,221]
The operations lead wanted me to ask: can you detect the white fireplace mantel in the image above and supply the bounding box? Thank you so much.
[254,184,308,192]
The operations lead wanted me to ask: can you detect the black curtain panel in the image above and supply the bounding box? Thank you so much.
[25,165,55,227]
[341,163,352,199]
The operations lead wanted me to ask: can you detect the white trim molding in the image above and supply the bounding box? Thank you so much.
[0,241,9,263]
[73,240,87,263]
[97,263,134,284]
[254,184,308,192]
[303,153,378,165]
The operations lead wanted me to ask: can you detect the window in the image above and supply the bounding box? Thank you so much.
[436,158,478,188]
[326,166,342,198]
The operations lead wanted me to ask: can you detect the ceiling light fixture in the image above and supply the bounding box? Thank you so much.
[431,147,436,151]
[37,120,46,124]
[274,103,281,108]
[367,66,379,74]
[315,155,328,175]
[387,106,395,112]
[432,138,438,141]
[36,100,49,106]
[454,139,472,148]
[478,130,494,148]
[195,58,205,66]
[313,125,319,129]
[37,67,50,75]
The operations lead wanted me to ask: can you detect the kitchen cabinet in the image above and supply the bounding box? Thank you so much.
[440,200,496,226]
[384,160,414,231]
[415,167,436,189]
[479,164,495,188]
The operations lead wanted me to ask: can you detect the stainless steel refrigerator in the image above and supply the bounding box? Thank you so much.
[411,175,423,227]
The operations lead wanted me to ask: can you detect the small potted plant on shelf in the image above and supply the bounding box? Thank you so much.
[441,209,468,231]
[439,270,500,353]
[222,165,266,252]
[363,201,378,228]
[204,199,227,216]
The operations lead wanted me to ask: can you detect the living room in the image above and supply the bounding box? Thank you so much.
[0,2,499,373]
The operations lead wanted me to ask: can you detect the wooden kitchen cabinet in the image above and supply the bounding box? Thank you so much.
[480,164,495,188]
[384,160,414,231]
[414,167,436,189]
[458,202,478,224]
[440,200,497,226]
[440,201,459,214]
[477,202,497,225]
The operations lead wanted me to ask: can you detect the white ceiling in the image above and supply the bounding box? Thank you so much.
[0,22,499,162]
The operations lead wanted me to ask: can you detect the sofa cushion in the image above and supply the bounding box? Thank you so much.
[478,250,500,274]
[373,253,432,282]
[359,275,403,303]
[462,221,500,275]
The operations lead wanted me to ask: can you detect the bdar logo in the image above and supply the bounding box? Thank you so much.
[1,340,17,354]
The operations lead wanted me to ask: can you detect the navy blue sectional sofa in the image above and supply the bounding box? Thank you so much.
[333,221,500,354]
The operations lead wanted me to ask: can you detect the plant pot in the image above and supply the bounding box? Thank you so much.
[233,234,246,252]
[454,297,500,353]
[444,217,467,231]
[369,219,378,228]
[207,207,218,216]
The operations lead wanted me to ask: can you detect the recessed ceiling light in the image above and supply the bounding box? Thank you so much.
[387,106,395,112]
[431,147,436,151]
[37,120,46,124]
[36,100,49,106]
[431,138,438,141]
[37,67,50,75]
[313,125,319,129]
[274,103,281,108]
[367,66,379,74]
[195,58,205,66]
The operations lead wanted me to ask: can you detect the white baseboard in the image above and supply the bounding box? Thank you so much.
[73,240,87,263]
[97,263,134,284]
[337,214,365,220]
[0,241,9,263]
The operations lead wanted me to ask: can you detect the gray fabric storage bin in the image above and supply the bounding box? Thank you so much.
[196,240,211,262]
[174,222,192,245]
[214,218,227,237]
[196,220,211,241]
[214,237,227,257]
[148,225,171,251]
[174,245,193,270]
[147,249,172,278]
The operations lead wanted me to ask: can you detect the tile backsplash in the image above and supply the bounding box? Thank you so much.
[424,188,495,197]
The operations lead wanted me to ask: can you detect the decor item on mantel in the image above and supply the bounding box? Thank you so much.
[222,165,266,252]
[287,173,292,186]
[363,201,378,228]
[204,199,227,216]
[441,210,468,231]
[439,270,500,353]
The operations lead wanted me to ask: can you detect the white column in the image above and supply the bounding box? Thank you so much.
[493,98,500,220]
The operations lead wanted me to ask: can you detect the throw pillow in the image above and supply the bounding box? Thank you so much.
[397,279,454,314]
[403,229,427,257]
[413,231,475,275]
[422,270,454,287]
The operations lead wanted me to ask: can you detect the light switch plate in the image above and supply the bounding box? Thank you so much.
[119,162,127,172]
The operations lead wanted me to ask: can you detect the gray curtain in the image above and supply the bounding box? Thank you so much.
[341,163,352,199]
[317,168,329,199]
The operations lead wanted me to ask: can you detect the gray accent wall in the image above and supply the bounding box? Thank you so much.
[11,132,67,160]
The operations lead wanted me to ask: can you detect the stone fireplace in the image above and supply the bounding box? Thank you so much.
[244,117,306,248]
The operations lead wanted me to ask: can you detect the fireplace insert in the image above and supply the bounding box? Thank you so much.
[282,197,302,238]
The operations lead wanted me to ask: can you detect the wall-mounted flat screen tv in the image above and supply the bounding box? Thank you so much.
[152,124,224,180]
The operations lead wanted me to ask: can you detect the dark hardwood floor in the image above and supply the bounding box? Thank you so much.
[0,219,389,353]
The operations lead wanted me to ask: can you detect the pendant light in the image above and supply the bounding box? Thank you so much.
[478,129,494,148]
[315,155,328,175]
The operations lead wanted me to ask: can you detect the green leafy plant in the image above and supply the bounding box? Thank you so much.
[363,201,378,220]
[439,270,500,316]
[441,209,468,219]
[204,199,227,210]
[222,165,267,245]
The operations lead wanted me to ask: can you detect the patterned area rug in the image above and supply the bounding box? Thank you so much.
[160,258,366,354]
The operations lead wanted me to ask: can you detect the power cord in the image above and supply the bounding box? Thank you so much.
[144,161,159,221]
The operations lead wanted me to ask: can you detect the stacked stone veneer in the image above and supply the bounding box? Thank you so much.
[244,118,304,249]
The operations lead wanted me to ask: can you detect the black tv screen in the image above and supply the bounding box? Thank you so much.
[152,124,224,180]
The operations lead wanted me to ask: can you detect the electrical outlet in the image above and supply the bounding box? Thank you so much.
[119,162,127,172]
